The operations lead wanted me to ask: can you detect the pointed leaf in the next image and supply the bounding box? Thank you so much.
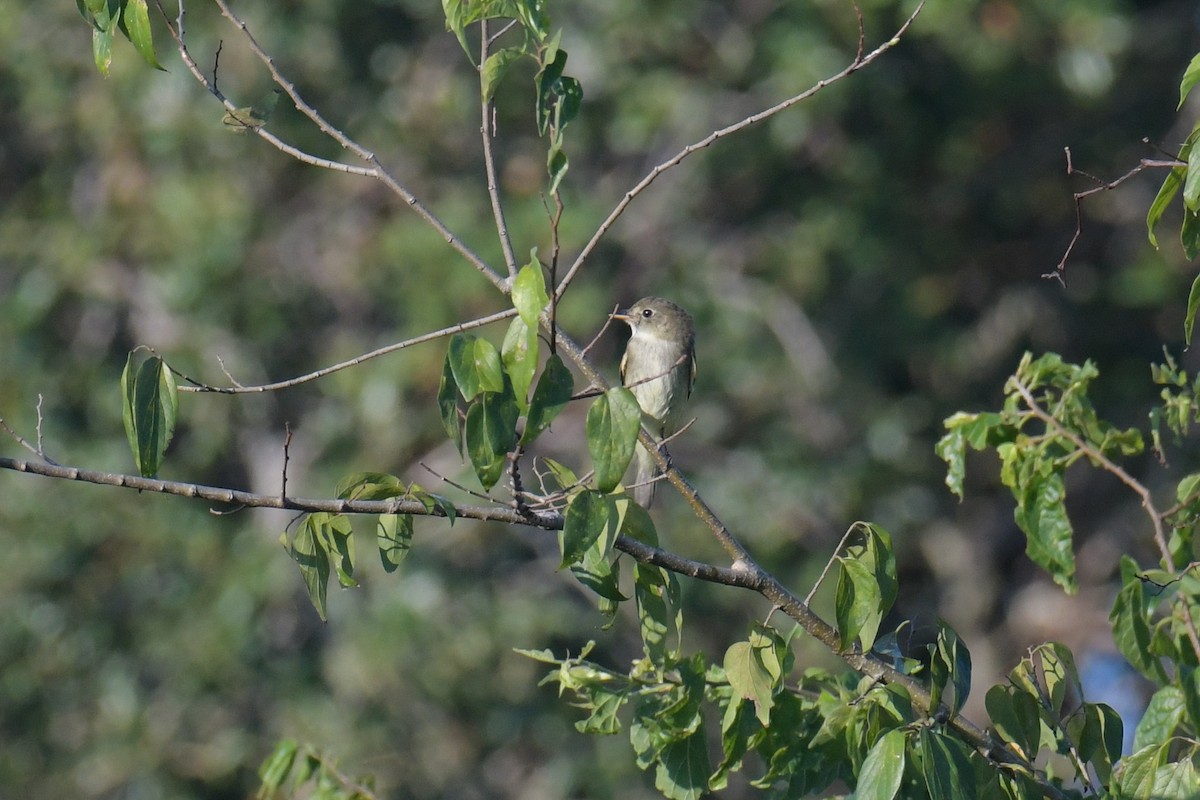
[521,353,573,445]
[448,333,504,401]
[1179,51,1200,109]
[378,514,414,573]
[121,353,178,478]
[501,316,537,411]
[559,489,610,568]
[120,0,163,70]
[857,728,907,800]
[481,46,525,103]
[282,517,330,621]
[586,387,642,492]
[1147,166,1185,249]
[438,355,463,454]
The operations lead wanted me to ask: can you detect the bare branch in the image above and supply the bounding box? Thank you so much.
[480,18,519,280]
[554,1,926,299]
[175,309,517,393]
[157,0,508,292]
[1051,145,1186,282]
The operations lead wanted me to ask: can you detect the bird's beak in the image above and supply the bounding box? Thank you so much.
[610,309,632,322]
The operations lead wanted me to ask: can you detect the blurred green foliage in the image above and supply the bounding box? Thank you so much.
[1,0,1198,797]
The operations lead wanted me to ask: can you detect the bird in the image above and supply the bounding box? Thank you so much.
[612,297,696,507]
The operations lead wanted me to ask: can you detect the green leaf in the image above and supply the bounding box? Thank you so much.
[1180,51,1200,109]
[120,0,163,70]
[856,728,907,800]
[985,685,1040,759]
[1186,134,1200,212]
[723,640,776,726]
[1183,207,1200,261]
[619,497,659,546]
[521,353,573,445]
[1114,743,1168,799]
[535,48,567,136]
[223,90,281,132]
[1110,567,1167,683]
[257,738,298,792]
[635,563,679,666]
[93,25,113,74]
[920,728,977,800]
[1150,758,1200,800]
[120,353,179,478]
[336,471,407,500]
[1147,165,1185,249]
[313,512,356,588]
[512,255,550,330]
[447,333,505,401]
[1133,686,1184,751]
[481,46,525,103]
[464,388,519,490]
[377,514,414,573]
[1039,642,1079,715]
[654,723,710,800]
[437,355,463,454]
[441,0,471,57]
[935,622,972,719]
[1074,702,1122,787]
[1014,472,1076,593]
[1187,275,1200,347]
[539,456,579,491]
[559,489,611,568]
[281,517,331,621]
[835,556,882,652]
[586,387,642,492]
[547,142,569,195]
[501,316,537,411]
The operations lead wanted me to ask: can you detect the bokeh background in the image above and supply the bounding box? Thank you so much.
[1,0,1198,797]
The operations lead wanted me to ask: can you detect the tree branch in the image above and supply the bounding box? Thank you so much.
[158,0,508,292]
[480,17,519,280]
[553,1,925,300]
[173,309,517,393]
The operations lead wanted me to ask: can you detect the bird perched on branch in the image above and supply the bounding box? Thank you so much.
[613,297,696,507]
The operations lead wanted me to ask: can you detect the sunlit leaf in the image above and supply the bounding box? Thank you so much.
[120,0,163,70]
[448,333,505,401]
[501,316,536,411]
[856,729,907,800]
[481,46,525,103]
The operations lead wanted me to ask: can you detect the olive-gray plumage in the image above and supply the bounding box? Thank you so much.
[615,297,696,506]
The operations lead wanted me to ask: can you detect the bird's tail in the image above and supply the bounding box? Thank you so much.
[633,442,658,507]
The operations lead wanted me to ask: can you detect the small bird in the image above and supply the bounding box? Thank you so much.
[613,297,696,507]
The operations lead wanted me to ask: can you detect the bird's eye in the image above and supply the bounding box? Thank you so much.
[641,308,654,318]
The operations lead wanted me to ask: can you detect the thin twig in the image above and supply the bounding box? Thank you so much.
[805,523,860,606]
[175,309,516,393]
[480,17,519,280]
[1051,146,1185,282]
[419,461,506,505]
[281,422,292,501]
[553,1,926,300]
[157,0,507,292]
